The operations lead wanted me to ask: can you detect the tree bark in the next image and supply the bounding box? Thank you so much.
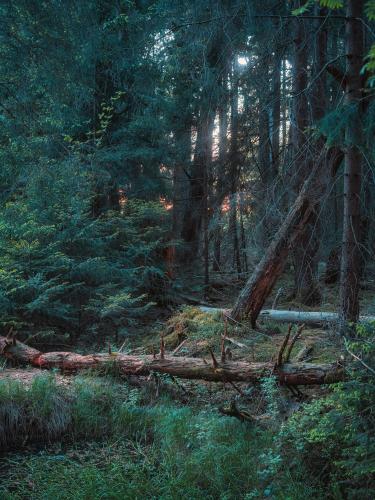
[0,336,344,386]
[339,0,364,324]
[228,62,241,273]
[212,69,229,272]
[291,7,325,306]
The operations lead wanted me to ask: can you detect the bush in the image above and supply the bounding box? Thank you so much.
[275,322,375,498]
[0,177,171,342]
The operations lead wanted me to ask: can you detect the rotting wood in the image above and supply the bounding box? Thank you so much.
[0,335,344,386]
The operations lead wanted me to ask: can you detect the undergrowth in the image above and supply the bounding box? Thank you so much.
[1,321,375,499]
[0,372,322,500]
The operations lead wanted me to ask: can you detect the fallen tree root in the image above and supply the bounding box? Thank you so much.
[0,335,344,386]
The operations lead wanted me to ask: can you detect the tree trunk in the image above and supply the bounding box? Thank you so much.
[231,174,316,326]
[290,8,322,305]
[181,110,215,261]
[0,336,344,386]
[212,72,229,272]
[271,52,281,176]
[339,0,364,324]
[228,62,241,273]
[325,247,340,284]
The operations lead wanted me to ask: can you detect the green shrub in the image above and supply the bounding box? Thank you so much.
[275,322,375,498]
[0,192,171,342]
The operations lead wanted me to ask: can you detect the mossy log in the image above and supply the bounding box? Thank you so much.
[0,335,344,386]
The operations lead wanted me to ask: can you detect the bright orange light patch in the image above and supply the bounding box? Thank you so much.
[160,196,173,210]
[221,196,230,213]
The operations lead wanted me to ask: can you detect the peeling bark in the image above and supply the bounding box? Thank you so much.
[0,336,344,386]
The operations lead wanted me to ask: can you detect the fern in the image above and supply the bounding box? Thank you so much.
[365,0,375,20]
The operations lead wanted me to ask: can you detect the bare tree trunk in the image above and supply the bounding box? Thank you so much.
[201,306,375,327]
[292,7,329,306]
[271,52,282,177]
[181,110,215,262]
[171,114,192,271]
[213,69,229,272]
[339,0,364,324]
[0,336,344,386]
[289,10,317,304]
[228,62,241,273]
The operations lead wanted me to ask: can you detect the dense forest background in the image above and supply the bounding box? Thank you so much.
[0,1,375,499]
[0,0,374,338]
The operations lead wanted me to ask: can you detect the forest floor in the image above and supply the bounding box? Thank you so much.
[2,268,374,391]
[1,273,374,499]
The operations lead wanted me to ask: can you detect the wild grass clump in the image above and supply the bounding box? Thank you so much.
[0,373,149,449]
[0,374,70,449]
[0,371,325,500]
[0,405,278,500]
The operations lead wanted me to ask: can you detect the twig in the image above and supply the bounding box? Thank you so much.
[275,324,292,368]
[160,333,165,360]
[218,400,254,423]
[168,374,191,396]
[272,287,283,310]
[228,380,247,398]
[222,336,247,349]
[208,347,219,369]
[172,339,187,355]
[344,339,375,376]
[221,319,227,362]
[285,324,305,362]
[295,345,313,362]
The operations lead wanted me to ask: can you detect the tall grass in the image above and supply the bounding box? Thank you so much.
[0,373,325,499]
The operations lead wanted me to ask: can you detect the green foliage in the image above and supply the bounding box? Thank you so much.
[319,0,343,7]
[274,322,375,498]
[292,0,343,16]
[0,184,170,339]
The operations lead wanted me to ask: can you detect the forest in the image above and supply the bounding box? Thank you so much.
[0,0,374,498]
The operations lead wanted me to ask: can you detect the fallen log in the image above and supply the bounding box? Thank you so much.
[260,309,375,325]
[199,307,375,326]
[0,335,344,386]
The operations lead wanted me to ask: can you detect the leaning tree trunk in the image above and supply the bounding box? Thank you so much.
[291,8,326,306]
[231,174,316,326]
[231,148,343,326]
[339,0,364,324]
[0,336,344,386]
